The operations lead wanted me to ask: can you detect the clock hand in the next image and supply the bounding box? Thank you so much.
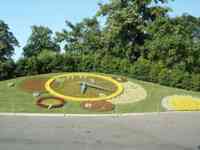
[80,82,88,94]
[84,82,114,92]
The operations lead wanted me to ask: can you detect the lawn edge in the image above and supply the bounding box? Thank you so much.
[0,111,199,117]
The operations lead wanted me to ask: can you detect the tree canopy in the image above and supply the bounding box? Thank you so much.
[2,0,200,92]
[23,25,60,57]
[144,14,200,72]
[56,17,102,54]
[0,20,19,61]
[95,0,173,61]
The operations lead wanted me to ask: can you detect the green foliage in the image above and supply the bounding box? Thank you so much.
[148,62,164,82]
[12,50,200,92]
[0,20,18,80]
[2,0,200,93]
[0,59,15,80]
[96,0,173,61]
[130,58,151,81]
[191,74,200,91]
[21,56,39,75]
[23,26,60,57]
[144,15,200,72]
[0,20,19,61]
[56,18,102,53]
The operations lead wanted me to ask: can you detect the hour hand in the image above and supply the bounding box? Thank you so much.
[80,82,88,94]
[84,82,113,92]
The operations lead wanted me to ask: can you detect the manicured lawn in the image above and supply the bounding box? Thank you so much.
[0,72,200,114]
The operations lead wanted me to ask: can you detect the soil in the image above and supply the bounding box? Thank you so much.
[81,101,114,112]
[20,78,48,92]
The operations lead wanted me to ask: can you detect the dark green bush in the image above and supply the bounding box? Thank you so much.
[0,60,15,80]
[11,53,200,92]
[130,58,151,81]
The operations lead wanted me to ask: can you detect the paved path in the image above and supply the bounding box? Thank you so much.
[0,112,200,150]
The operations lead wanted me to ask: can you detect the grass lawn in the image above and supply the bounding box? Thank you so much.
[0,72,200,114]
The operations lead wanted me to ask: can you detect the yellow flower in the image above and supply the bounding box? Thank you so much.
[168,95,200,111]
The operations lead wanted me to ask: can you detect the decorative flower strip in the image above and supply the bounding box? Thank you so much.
[108,81,147,104]
[162,95,200,111]
[81,101,114,112]
[36,97,66,109]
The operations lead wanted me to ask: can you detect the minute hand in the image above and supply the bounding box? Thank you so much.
[85,82,114,92]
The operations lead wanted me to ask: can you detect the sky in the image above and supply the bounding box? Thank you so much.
[0,0,200,60]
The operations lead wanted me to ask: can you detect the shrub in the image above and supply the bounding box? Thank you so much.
[191,74,200,91]
[130,58,151,81]
[11,53,200,92]
[158,69,172,86]
[0,60,15,80]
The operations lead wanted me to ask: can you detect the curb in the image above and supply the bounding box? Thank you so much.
[0,111,199,117]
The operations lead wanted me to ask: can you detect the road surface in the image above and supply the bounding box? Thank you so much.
[0,112,200,150]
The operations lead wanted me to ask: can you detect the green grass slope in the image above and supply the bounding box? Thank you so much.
[0,73,200,114]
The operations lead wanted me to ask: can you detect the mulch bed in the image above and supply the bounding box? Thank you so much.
[81,101,114,112]
[20,78,48,92]
[36,96,66,109]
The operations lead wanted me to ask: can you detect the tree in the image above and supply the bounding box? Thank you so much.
[144,14,200,72]
[0,20,18,80]
[23,26,60,57]
[56,17,103,53]
[0,20,19,61]
[96,0,173,61]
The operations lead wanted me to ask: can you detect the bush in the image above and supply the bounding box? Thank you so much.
[15,57,39,76]
[180,72,192,90]
[130,58,151,81]
[191,74,200,91]
[149,63,164,83]
[11,53,200,92]
[170,69,186,88]
[0,60,15,80]
[157,69,172,86]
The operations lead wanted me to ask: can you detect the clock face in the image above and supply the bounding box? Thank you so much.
[45,73,124,101]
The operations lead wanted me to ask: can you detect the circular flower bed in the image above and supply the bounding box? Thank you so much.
[20,78,48,92]
[111,76,128,83]
[45,73,123,102]
[81,101,114,112]
[162,95,200,111]
[109,81,147,104]
[36,97,66,109]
